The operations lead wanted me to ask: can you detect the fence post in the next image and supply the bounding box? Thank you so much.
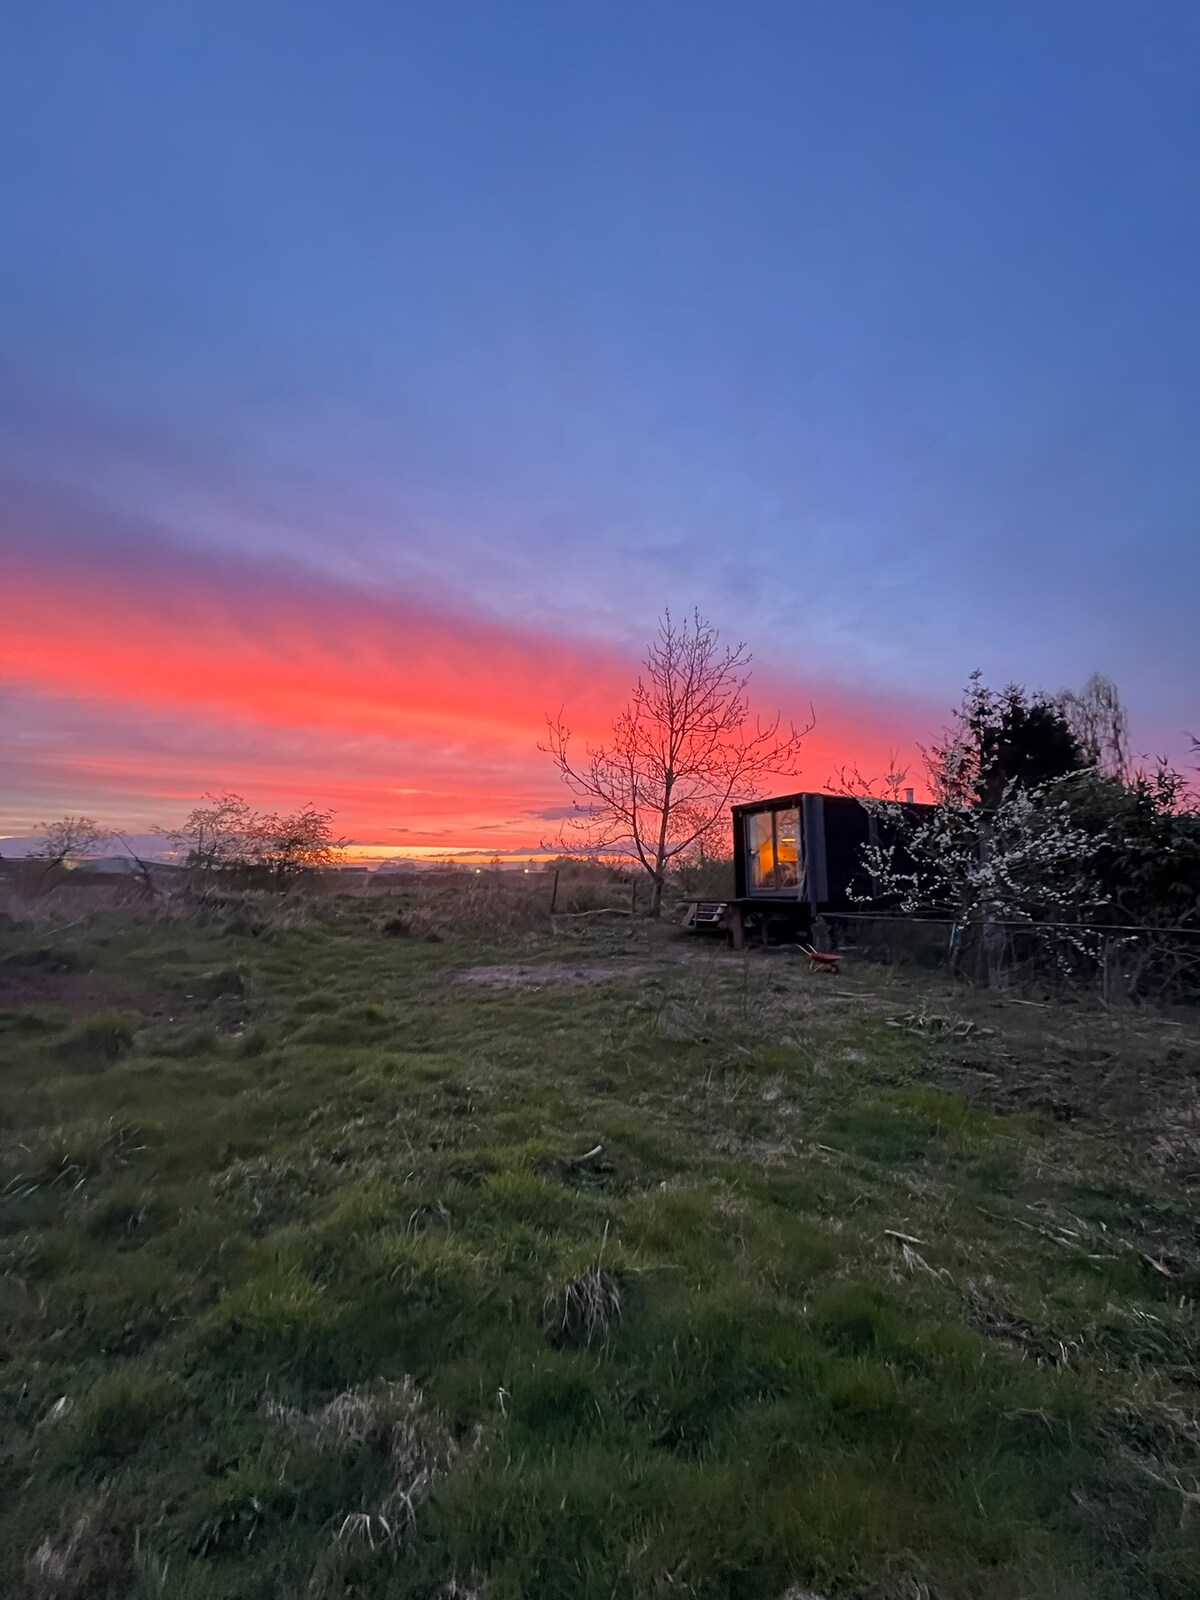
[983,918,1007,989]
[630,879,638,916]
[550,868,559,914]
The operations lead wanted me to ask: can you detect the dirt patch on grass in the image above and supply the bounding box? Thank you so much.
[862,979,1200,1187]
[963,1282,1068,1365]
[458,959,665,988]
[0,967,160,1016]
[925,1015,1200,1188]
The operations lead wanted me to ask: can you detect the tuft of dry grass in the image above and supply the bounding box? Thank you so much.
[190,889,320,938]
[1150,1104,1200,1190]
[0,877,324,937]
[543,1261,623,1347]
[404,880,553,941]
[393,872,634,941]
[0,881,152,926]
[266,1377,479,1552]
[2,1118,145,1201]
[23,1496,129,1599]
[962,1280,1069,1365]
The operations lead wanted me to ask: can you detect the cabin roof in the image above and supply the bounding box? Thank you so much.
[731,790,840,816]
[732,790,929,817]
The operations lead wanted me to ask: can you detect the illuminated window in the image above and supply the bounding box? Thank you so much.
[745,806,800,893]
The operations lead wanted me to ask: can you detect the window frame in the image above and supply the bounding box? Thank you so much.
[743,804,802,898]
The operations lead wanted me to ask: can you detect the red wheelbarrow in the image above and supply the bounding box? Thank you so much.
[799,944,843,973]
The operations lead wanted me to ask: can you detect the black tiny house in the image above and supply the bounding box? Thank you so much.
[723,791,931,945]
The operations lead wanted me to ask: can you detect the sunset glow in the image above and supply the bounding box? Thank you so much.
[4,5,1196,855]
[1,523,935,853]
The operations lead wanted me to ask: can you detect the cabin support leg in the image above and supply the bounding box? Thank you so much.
[727,906,745,950]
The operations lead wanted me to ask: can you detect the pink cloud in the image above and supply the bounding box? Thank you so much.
[2,507,938,841]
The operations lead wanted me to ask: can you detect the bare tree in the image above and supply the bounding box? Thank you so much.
[31,816,109,873]
[111,832,159,895]
[256,805,347,885]
[160,795,346,885]
[542,609,812,916]
[1058,673,1130,782]
[158,794,261,877]
[828,748,913,801]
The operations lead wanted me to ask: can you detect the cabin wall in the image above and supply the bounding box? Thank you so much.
[730,792,936,912]
[733,814,747,898]
[800,794,826,910]
[819,797,873,909]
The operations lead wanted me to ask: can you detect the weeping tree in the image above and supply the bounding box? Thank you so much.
[542,609,812,916]
[1058,672,1131,783]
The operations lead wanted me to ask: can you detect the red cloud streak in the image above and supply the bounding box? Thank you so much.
[3,532,934,843]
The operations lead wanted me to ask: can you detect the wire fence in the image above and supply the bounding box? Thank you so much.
[819,911,1200,1005]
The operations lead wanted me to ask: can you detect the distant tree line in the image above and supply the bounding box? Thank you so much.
[26,796,347,887]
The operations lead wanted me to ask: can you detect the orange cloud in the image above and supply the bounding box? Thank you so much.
[5,542,628,745]
[2,519,936,844]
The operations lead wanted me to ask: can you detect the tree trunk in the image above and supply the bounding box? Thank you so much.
[649,872,665,918]
[982,917,1007,989]
[649,776,673,921]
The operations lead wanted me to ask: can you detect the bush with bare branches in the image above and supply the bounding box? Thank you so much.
[29,817,109,873]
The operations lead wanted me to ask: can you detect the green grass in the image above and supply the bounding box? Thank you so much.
[1,898,1199,1599]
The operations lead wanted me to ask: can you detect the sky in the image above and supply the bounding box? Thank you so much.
[2,2,1198,856]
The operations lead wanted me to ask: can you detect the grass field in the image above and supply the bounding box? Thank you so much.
[2,895,1199,1599]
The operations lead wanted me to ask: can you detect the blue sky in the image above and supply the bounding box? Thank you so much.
[2,1,1198,836]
